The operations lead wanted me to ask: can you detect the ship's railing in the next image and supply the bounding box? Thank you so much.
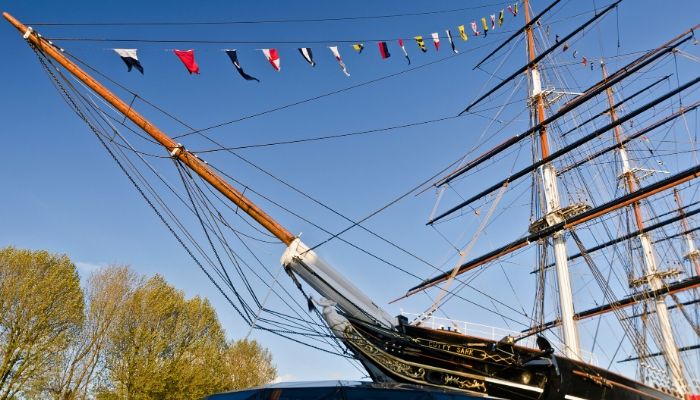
[400,311,598,365]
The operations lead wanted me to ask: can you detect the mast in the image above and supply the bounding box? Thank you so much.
[3,11,395,329]
[523,0,581,360]
[601,60,687,394]
[674,188,700,275]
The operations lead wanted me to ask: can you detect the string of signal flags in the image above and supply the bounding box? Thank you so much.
[110,2,520,79]
[109,2,593,81]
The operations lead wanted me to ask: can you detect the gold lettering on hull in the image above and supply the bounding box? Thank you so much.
[420,339,515,364]
[341,326,488,394]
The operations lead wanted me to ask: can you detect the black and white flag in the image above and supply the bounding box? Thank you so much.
[446,30,458,54]
[225,50,260,82]
[113,49,144,74]
[298,47,316,67]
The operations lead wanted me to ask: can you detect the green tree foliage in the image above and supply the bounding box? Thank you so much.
[1,250,277,399]
[223,340,277,390]
[0,247,84,400]
[99,274,277,399]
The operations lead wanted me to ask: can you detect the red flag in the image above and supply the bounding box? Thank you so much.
[261,48,281,71]
[173,49,199,74]
[378,41,390,59]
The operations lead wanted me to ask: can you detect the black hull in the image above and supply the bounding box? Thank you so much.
[340,319,680,400]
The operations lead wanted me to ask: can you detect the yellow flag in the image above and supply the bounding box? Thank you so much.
[481,17,489,32]
[414,36,427,52]
[458,25,468,41]
[498,9,504,27]
[352,43,364,53]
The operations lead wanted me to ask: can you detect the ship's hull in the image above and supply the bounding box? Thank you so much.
[340,318,679,400]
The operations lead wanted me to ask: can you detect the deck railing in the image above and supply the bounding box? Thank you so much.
[400,311,597,365]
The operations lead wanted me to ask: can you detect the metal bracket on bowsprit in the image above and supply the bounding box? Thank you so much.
[169,143,184,158]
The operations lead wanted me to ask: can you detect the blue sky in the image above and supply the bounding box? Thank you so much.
[2,0,700,385]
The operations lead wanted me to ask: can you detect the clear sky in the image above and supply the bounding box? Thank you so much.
[2,0,700,385]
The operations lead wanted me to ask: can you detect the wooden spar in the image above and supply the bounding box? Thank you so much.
[560,74,671,138]
[558,100,700,175]
[622,299,700,321]
[3,12,296,246]
[655,226,700,244]
[524,0,551,158]
[526,275,700,333]
[472,0,561,70]
[460,0,621,114]
[429,76,700,225]
[619,344,700,363]
[532,205,700,274]
[406,164,700,297]
[442,25,698,188]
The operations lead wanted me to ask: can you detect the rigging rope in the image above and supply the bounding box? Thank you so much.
[29,1,510,26]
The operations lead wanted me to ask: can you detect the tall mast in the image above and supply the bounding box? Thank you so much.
[601,60,687,394]
[674,188,700,275]
[523,0,581,360]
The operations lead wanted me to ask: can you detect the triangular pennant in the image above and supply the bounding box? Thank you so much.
[225,50,259,82]
[353,43,364,54]
[298,47,316,67]
[431,32,440,51]
[446,30,458,54]
[414,36,427,52]
[498,9,505,27]
[328,46,350,77]
[378,41,390,59]
[261,48,281,71]
[458,25,468,41]
[490,14,496,30]
[398,39,411,65]
[113,49,143,74]
[173,49,199,74]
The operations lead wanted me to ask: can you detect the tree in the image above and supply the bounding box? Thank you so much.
[47,266,139,400]
[99,275,230,399]
[1,253,277,399]
[0,247,84,400]
[223,339,277,390]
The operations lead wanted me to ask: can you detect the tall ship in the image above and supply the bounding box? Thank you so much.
[5,1,700,398]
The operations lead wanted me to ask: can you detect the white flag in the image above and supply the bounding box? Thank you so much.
[329,46,350,77]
